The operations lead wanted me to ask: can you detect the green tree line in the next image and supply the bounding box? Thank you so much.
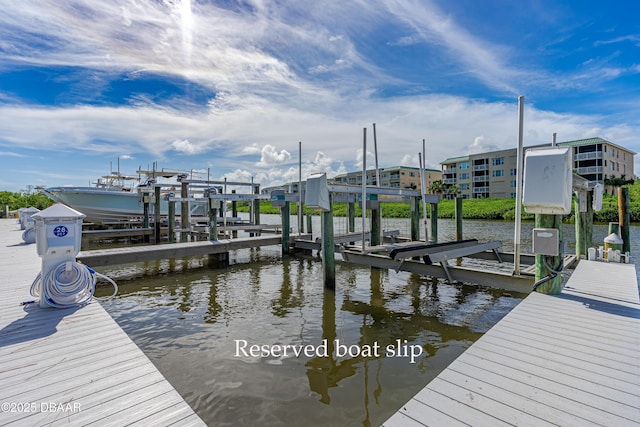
[0,190,54,217]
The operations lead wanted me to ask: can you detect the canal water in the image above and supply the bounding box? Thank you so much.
[94,216,640,426]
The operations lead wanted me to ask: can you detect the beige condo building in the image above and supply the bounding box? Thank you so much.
[441,137,635,199]
[333,166,442,192]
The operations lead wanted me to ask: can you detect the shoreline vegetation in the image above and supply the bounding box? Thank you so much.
[1,181,638,223]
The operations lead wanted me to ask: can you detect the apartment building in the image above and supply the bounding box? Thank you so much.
[441,137,635,199]
[333,166,442,192]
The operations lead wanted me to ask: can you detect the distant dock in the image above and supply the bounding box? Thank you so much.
[0,219,205,425]
[383,259,640,426]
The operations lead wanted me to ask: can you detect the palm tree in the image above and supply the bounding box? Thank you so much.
[428,180,445,195]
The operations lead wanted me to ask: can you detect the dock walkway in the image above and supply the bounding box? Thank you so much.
[0,219,205,425]
[383,259,639,426]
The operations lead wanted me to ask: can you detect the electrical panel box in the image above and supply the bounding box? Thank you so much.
[305,173,331,212]
[32,203,85,258]
[522,147,572,214]
[532,228,559,256]
[270,190,286,207]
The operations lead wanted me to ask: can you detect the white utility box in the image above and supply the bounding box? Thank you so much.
[592,183,603,211]
[20,207,39,230]
[32,203,85,259]
[522,147,572,214]
[305,173,331,212]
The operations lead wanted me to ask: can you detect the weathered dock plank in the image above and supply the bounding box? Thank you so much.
[383,260,640,426]
[77,234,295,267]
[0,219,205,425]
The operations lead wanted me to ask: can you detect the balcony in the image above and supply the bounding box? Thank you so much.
[443,167,457,173]
[473,175,489,182]
[473,164,488,171]
[443,178,456,184]
[473,186,489,193]
[577,166,603,174]
[575,151,603,161]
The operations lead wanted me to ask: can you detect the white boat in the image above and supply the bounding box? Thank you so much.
[42,169,208,224]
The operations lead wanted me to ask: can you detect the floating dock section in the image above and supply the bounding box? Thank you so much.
[383,259,639,426]
[0,219,205,425]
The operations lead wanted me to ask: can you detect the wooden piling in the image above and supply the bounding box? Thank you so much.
[618,187,630,253]
[168,200,176,243]
[253,184,261,226]
[306,214,313,234]
[371,205,381,246]
[143,195,150,243]
[180,181,189,243]
[411,197,420,242]
[231,190,238,238]
[430,202,438,244]
[455,197,463,241]
[281,201,290,255]
[574,192,593,258]
[347,202,355,233]
[455,197,463,265]
[209,200,218,242]
[534,214,563,294]
[154,186,161,243]
[322,197,335,288]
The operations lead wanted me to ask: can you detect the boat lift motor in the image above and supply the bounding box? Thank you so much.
[31,203,117,308]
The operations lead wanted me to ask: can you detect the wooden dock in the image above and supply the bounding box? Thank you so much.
[76,234,302,267]
[383,259,639,426]
[0,219,205,425]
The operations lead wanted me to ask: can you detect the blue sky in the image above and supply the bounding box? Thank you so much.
[1,0,639,192]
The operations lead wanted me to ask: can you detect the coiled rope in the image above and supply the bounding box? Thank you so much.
[30,261,118,308]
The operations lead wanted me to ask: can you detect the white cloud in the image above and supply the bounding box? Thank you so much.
[172,138,201,154]
[257,144,292,166]
[468,136,499,154]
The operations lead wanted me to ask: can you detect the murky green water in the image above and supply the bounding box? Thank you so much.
[93,216,639,426]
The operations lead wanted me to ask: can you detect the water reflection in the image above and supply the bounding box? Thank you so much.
[97,247,526,426]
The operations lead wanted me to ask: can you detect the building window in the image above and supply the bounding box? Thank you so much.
[409,172,415,177]
[460,162,469,169]
[460,183,469,190]
[460,173,469,180]
[492,170,504,177]
[510,168,517,176]
[510,192,517,198]
[510,180,517,188]
[491,157,504,166]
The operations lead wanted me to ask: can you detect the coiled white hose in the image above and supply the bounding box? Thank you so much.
[30,261,118,308]
[22,227,36,244]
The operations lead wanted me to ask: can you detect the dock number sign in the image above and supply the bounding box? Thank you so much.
[53,225,69,237]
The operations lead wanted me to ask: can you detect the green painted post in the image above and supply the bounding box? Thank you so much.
[574,192,593,258]
[410,197,420,242]
[143,194,150,243]
[231,190,238,238]
[534,214,563,294]
[455,197,463,241]
[180,182,189,243]
[253,185,261,226]
[430,203,438,244]
[322,196,335,288]
[281,201,290,255]
[168,200,176,243]
[618,187,630,253]
[455,197,463,265]
[347,202,355,233]
[371,204,381,246]
[209,200,218,242]
[154,186,161,244]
